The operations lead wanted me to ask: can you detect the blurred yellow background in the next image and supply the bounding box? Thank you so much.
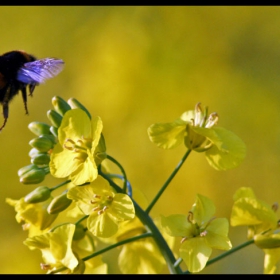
[1,6,280,274]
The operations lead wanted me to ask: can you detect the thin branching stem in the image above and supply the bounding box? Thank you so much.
[106,154,128,193]
[49,179,71,192]
[145,149,191,214]
[82,232,153,262]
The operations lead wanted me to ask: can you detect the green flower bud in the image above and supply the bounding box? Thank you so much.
[67,98,91,119]
[40,134,57,145]
[50,126,58,138]
[47,192,72,214]
[24,186,51,203]
[31,153,50,165]
[28,121,51,136]
[73,224,86,240]
[29,148,40,158]
[254,233,280,249]
[20,168,46,184]
[47,109,63,128]
[52,96,71,116]
[18,164,37,177]
[29,136,53,152]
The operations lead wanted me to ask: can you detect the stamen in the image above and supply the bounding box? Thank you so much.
[181,237,188,243]
[93,206,101,212]
[73,156,86,162]
[194,102,203,126]
[205,112,218,128]
[201,216,216,231]
[190,118,195,126]
[63,138,76,150]
[187,211,194,223]
[200,230,207,237]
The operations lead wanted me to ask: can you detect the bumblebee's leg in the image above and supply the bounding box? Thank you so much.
[0,86,11,131]
[29,83,36,97]
[21,86,29,115]
[0,103,9,131]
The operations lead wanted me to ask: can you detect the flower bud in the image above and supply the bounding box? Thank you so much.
[24,186,51,203]
[47,109,63,128]
[40,134,57,145]
[67,98,91,119]
[28,121,51,136]
[29,148,40,158]
[31,153,50,165]
[18,164,37,177]
[19,167,46,184]
[73,224,86,240]
[29,136,54,152]
[47,192,72,214]
[52,96,71,116]
[254,233,280,249]
[50,126,58,138]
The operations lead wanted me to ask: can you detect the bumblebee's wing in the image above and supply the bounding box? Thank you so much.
[17,58,64,84]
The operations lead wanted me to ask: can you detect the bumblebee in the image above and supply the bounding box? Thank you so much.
[0,50,64,131]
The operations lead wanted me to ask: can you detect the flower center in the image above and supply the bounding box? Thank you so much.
[192,102,219,128]
[63,136,93,162]
[90,193,114,215]
[185,103,219,151]
[181,211,216,243]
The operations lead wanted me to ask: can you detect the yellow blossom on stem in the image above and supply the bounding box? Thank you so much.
[161,194,232,273]
[49,109,106,185]
[67,175,135,238]
[148,102,246,170]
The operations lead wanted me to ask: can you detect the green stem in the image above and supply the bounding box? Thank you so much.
[106,154,128,193]
[145,149,191,214]
[75,215,89,226]
[99,171,182,274]
[49,179,71,192]
[206,239,255,267]
[82,232,153,262]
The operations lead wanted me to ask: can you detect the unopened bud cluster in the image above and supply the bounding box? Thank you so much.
[19,96,93,216]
